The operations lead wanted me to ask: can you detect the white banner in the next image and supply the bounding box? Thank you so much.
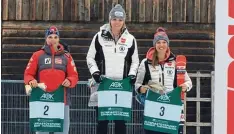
[215,0,234,134]
[30,102,64,119]
[98,91,132,108]
[144,100,182,122]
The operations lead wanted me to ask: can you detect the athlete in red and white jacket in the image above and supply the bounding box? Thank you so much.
[24,26,78,134]
[135,27,192,134]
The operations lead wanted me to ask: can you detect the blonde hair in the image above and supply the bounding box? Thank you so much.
[152,48,159,67]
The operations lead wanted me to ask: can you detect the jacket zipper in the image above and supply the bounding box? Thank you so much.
[51,46,55,69]
[114,39,117,53]
[112,34,119,53]
[160,64,164,85]
[52,54,55,69]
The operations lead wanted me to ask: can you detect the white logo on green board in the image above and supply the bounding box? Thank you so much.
[40,93,54,101]
[157,94,170,103]
[109,82,123,89]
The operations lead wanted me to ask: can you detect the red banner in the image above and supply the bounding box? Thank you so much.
[229,0,234,18]
[227,8,234,133]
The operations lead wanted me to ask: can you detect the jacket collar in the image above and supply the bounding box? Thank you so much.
[146,47,175,64]
[42,43,65,56]
[100,24,128,40]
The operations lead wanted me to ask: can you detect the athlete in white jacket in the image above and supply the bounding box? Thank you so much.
[86,22,139,81]
[86,4,139,134]
[135,27,192,134]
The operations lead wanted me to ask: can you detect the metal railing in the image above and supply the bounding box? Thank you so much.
[184,71,214,134]
[1,71,214,134]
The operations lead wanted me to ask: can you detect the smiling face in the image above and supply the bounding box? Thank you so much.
[110,18,124,32]
[155,40,168,54]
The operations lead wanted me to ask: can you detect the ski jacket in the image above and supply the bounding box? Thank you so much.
[24,44,79,104]
[135,47,192,94]
[86,24,139,80]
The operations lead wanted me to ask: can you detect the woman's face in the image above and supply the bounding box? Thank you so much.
[46,34,59,47]
[110,18,124,31]
[155,40,168,53]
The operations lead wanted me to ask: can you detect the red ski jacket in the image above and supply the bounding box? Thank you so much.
[24,44,79,104]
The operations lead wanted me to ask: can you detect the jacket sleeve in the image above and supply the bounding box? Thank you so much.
[66,55,79,88]
[183,71,193,92]
[135,59,147,94]
[24,52,39,84]
[86,33,100,75]
[128,38,140,76]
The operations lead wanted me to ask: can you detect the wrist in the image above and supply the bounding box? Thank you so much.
[140,87,147,93]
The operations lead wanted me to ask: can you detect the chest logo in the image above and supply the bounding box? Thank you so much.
[167,70,173,75]
[121,38,126,43]
[167,62,172,66]
[45,58,51,64]
[55,58,62,64]
[119,46,125,52]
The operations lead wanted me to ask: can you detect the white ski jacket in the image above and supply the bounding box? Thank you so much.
[86,24,139,80]
[135,47,192,93]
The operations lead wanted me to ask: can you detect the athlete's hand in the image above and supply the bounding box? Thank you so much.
[140,86,147,93]
[29,79,38,88]
[159,90,165,95]
[92,71,102,83]
[62,79,71,87]
[180,83,188,92]
[129,75,136,85]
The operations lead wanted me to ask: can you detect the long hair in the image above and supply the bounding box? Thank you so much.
[152,48,159,67]
[121,23,126,31]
